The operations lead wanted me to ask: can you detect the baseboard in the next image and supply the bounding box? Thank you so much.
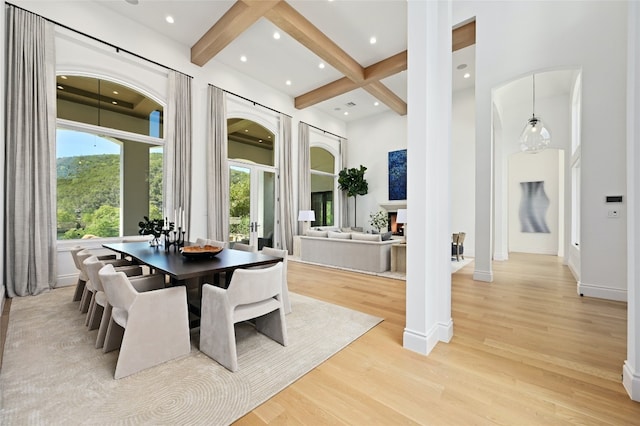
[403,319,452,355]
[577,281,627,302]
[473,269,493,282]
[55,274,77,288]
[623,361,640,402]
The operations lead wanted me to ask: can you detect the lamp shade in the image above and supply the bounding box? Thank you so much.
[396,209,407,224]
[519,116,551,153]
[298,210,316,222]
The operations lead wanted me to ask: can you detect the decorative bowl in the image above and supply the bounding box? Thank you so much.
[181,245,224,259]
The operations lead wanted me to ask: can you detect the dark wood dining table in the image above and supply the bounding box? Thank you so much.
[102,241,281,285]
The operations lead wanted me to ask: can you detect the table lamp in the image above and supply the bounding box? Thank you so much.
[298,210,316,235]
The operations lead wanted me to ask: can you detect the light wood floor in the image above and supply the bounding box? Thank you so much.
[237,253,640,425]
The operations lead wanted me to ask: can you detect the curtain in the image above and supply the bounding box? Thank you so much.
[163,71,192,240]
[278,114,295,253]
[339,137,349,228]
[5,7,57,297]
[206,86,229,241]
[297,123,310,235]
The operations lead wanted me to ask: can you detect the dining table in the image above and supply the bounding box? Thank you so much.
[102,241,281,286]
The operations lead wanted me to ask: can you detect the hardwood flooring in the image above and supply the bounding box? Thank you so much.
[237,253,639,425]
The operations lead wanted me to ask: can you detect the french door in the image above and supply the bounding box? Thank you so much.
[228,161,276,250]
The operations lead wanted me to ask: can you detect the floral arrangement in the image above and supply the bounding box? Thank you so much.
[368,210,389,233]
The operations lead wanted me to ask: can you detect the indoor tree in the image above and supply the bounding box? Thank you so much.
[338,165,369,227]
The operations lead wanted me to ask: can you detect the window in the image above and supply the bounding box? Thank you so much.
[310,147,336,226]
[56,75,164,239]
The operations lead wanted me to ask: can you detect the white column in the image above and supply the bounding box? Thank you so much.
[624,0,640,402]
[403,0,453,355]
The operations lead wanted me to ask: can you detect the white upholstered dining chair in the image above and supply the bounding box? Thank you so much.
[98,264,191,379]
[259,247,291,314]
[199,262,288,372]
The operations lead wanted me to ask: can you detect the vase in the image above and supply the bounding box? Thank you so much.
[149,237,161,247]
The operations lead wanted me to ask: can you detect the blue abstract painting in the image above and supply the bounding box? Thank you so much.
[388,149,407,201]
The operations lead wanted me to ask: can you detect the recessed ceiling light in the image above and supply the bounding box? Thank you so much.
[166,15,174,24]
[273,32,280,40]
[112,101,118,105]
[60,75,67,80]
[57,85,64,90]
[240,55,247,62]
[344,111,349,116]
[456,64,467,70]
[286,80,292,86]
[374,101,379,106]
[463,73,471,79]
[113,90,119,95]
[259,139,263,143]
[319,63,325,69]
[370,36,377,45]
[245,129,249,132]
[268,135,272,139]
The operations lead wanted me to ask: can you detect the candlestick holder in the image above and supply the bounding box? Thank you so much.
[164,227,185,252]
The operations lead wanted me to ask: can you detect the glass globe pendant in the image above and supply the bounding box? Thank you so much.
[519,74,551,153]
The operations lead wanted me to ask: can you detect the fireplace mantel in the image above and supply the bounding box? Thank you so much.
[379,201,407,212]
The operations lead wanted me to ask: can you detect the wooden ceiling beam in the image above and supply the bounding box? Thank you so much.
[295,51,407,109]
[363,81,407,116]
[452,20,476,52]
[191,0,281,67]
[264,1,365,83]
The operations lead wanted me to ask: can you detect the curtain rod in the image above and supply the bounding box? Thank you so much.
[6,2,193,79]
[300,121,346,141]
[212,85,292,118]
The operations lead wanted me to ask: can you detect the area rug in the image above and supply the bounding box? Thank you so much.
[0,286,382,425]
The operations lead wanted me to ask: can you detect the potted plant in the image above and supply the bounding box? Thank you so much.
[138,216,171,246]
[338,165,368,227]
[369,211,389,233]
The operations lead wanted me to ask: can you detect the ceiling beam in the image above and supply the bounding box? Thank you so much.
[294,20,476,111]
[452,20,476,52]
[191,0,281,67]
[264,1,365,83]
[363,81,407,116]
[295,51,407,110]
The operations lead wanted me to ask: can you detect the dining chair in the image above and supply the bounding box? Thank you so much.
[259,247,291,314]
[98,264,191,379]
[84,255,164,349]
[195,237,228,249]
[452,232,466,261]
[232,242,256,252]
[70,246,118,302]
[200,262,288,372]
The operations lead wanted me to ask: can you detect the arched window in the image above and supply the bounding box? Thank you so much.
[56,75,164,239]
[310,146,336,226]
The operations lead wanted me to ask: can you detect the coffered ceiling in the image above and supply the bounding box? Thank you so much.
[94,0,475,122]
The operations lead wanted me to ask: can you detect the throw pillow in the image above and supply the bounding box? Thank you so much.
[351,233,381,242]
[328,231,351,239]
[305,230,328,237]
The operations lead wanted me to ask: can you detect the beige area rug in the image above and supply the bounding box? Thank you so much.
[0,286,382,425]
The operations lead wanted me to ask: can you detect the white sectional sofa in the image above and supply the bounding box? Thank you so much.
[299,228,396,273]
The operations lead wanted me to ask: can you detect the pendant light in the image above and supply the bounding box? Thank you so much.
[519,74,551,153]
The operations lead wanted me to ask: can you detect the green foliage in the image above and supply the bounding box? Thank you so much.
[369,210,389,232]
[338,165,368,197]
[138,216,171,238]
[230,169,250,218]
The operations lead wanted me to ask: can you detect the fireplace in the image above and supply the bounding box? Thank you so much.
[388,212,404,236]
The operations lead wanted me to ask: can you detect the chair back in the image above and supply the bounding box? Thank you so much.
[76,249,93,282]
[457,232,466,245]
[99,264,137,313]
[70,246,85,270]
[227,262,283,307]
[233,242,256,252]
[261,246,287,275]
[195,237,228,249]
[83,255,105,292]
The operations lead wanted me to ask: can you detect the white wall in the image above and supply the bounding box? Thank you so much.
[451,87,476,257]
[346,111,407,231]
[455,1,628,300]
[508,149,564,255]
[1,0,5,312]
